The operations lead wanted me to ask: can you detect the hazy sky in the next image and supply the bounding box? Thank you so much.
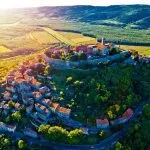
[0,0,149,9]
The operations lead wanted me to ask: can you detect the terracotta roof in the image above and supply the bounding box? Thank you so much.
[15,103,21,108]
[97,43,106,50]
[35,103,49,114]
[50,103,59,109]
[15,78,26,83]
[122,108,133,118]
[31,79,41,86]
[96,118,109,125]
[33,92,42,98]
[57,107,71,114]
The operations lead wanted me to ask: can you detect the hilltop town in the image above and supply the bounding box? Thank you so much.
[0,36,149,149]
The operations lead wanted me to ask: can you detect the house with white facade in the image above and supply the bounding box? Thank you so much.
[0,122,16,133]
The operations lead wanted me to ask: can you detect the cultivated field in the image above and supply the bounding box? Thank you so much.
[120,45,150,56]
[60,31,97,45]
[27,31,60,44]
[0,46,11,53]
[59,32,86,39]
[42,27,97,46]
[42,27,76,46]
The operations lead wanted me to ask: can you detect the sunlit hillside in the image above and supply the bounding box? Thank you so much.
[120,45,150,56]
[0,46,11,53]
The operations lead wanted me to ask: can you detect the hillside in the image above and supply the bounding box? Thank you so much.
[0,5,150,46]
[1,5,150,29]
[38,5,150,29]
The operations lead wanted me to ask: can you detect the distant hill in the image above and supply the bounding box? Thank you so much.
[0,5,150,45]
[3,5,149,29]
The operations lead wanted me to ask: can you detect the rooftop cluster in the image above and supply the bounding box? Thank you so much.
[45,38,117,61]
[0,55,71,136]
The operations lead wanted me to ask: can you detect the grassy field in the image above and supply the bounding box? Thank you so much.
[120,45,150,56]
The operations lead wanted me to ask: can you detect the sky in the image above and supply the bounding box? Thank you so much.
[0,0,149,9]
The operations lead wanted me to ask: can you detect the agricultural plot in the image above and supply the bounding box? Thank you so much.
[59,32,84,39]
[0,46,11,53]
[27,31,60,44]
[42,27,97,46]
[42,27,76,46]
[71,37,97,45]
[60,31,97,45]
[120,45,150,56]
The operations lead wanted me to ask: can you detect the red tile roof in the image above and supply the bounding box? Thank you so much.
[96,118,109,125]
[97,43,106,50]
[51,103,59,109]
[122,108,133,118]
[56,107,71,115]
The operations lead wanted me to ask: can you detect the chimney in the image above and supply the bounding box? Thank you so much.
[101,37,105,45]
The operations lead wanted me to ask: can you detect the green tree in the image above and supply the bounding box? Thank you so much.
[107,110,114,119]
[0,134,12,149]
[78,53,87,60]
[99,130,107,140]
[11,111,22,122]
[109,48,120,55]
[8,101,15,108]
[18,140,27,149]
[126,94,139,107]
[47,126,68,143]
[66,77,73,85]
[38,124,51,135]
[68,129,85,145]
[74,80,84,89]
[70,54,78,61]
[44,65,51,75]
[115,141,123,150]
[143,104,150,119]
